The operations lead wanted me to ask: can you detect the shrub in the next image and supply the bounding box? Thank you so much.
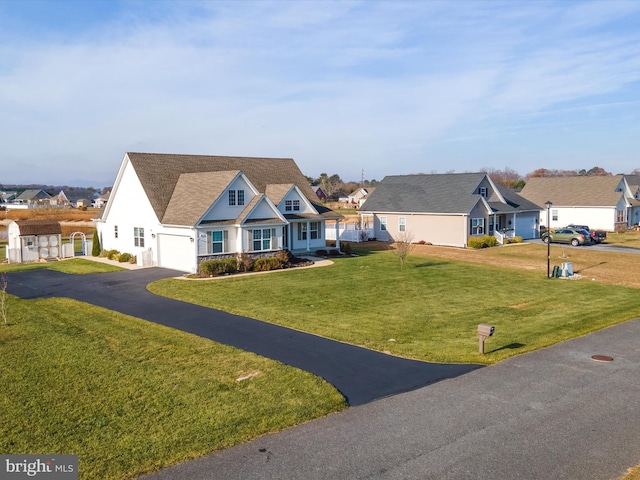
[237,253,253,272]
[107,249,120,260]
[315,249,329,257]
[99,249,109,258]
[342,243,352,255]
[119,252,132,263]
[91,229,101,256]
[276,249,292,264]
[200,258,238,276]
[468,236,497,249]
[129,255,137,264]
[328,249,340,257]
[253,257,283,272]
[510,236,523,244]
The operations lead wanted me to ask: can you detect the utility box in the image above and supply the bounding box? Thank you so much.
[561,262,573,277]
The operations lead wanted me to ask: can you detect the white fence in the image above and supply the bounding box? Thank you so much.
[325,223,374,242]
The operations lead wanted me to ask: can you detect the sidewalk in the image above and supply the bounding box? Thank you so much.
[140,318,640,480]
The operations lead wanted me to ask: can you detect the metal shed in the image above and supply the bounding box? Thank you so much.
[6,220,65,263]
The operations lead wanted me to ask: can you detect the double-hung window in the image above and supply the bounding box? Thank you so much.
[479,187,488,198]
[310,222,319,239]
[380,216,387,231]
[114,225,118,239]
[617,209,625,223]
[285,199,301,212]
[471,218,484,235]
[229,189,245,206]
[399,217,406,232]
[252,228,273,251]
[298,223,307,240]
[134,227,145,247]
[211,231,225,253]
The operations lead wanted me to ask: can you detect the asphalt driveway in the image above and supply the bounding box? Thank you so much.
[140,318,640,480]
[6,267,482,406]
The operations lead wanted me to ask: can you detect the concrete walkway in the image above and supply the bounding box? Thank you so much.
[5,267,481,406]
[140,318,640,480]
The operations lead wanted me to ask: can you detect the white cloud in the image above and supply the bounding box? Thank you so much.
[0,0,639,185]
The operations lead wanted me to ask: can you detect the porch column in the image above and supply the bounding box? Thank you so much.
[306,220,311,251]
[335,220,340,250]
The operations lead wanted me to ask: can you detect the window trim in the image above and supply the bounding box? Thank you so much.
[310,221,319,239]
[399,217,406,232]
[251,228,274,252]
[228,190,236,206]
[380,216,387,231]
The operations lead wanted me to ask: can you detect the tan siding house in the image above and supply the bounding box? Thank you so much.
[361,173,540,248]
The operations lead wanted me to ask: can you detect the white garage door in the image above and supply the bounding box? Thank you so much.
[157,234,194,272]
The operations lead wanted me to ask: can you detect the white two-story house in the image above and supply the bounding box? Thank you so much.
[97,152,342,273]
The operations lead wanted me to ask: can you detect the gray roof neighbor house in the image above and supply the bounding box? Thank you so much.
[361,173,541,247]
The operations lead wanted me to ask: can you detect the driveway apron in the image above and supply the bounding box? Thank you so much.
[6,268,482,406]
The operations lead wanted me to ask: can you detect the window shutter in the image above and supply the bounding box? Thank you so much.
[223,231,228,253]
[271,228,276,249]
[197,232,208,255]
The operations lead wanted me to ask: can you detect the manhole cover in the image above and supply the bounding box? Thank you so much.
[591,355,614,362]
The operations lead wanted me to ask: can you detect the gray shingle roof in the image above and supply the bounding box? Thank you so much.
[519,176,626,207]
[123,152,341,224]
[361,173,537,214]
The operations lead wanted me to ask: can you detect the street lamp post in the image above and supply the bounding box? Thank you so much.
[545,200,552,278]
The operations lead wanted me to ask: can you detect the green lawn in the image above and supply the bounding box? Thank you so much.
[149,249,640,365]
[0,258,124,274]
[0,263,346,480]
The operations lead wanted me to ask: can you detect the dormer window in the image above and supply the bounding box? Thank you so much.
[479,187,488,198]
[285,200,300,211]
[229,189,245,206]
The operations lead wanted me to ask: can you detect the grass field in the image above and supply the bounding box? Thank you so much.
[3,242,640,479]
[0,261,345,480]
[149,245,640,365]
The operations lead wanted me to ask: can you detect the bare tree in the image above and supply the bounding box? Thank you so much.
[394,231,414,269]
[0,273,8,325]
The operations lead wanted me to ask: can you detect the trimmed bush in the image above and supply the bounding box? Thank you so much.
[342,243,352,255]
[253,257,283,272]
[315,249,328,257]
[328,249,340,257]
[119,252,132,263]
[508,236,523,244]
[107,249,120,260]
[468,236,498,249]
[200,258,238,276]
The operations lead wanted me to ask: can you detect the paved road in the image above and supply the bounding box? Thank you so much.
[140,318,640,480]
[5,268,481,406]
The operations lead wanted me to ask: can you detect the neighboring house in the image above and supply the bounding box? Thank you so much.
[312,186,327,201]
[0,191,17,203]
[360,173,541,248]
[6,220,64,263]
[93,190,111,208]
[50,190,70,207]
[12,189,51,208]
[519,175,639,231]
[97,152,343,273]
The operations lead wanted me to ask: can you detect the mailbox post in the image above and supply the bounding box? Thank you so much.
[477,324,495,354]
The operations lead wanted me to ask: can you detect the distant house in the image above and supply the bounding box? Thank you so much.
[312,186,327,201]
[519,175,638,231]
[96,152,342,273]
[12,189,51,208]
[93,190,111,208]
[6,220,64,263]
[360,173,541,247]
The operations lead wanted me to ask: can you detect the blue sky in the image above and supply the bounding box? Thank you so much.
[1,0,639,187]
